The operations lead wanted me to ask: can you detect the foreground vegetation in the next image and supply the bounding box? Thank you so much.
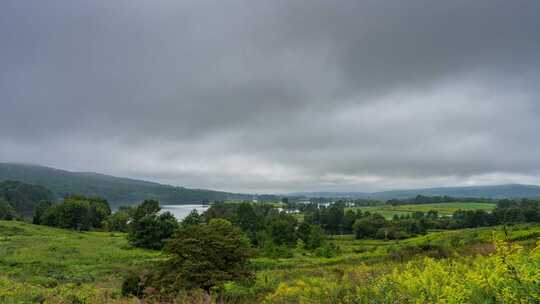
[3,182,540,303]
[0,221,159,303]
[1,219,539,303]
[260,235,540,303]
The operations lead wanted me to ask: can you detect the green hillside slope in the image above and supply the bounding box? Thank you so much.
[0,163,251,206]
[0,221,158,303]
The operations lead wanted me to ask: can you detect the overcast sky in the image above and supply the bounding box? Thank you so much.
[1,1,540,193]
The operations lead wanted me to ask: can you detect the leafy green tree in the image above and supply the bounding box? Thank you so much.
[323,203,345,234]
[267,218,297,246]
[159,219,253,293]
[86,197,111,228]
[342,209,358,233]
[181,209,201,227]
[103,206,134,232]
[234,202,264,242]
[203,202,295,246]
[399,219,427,236]
[306,224,326,250]
[127,200,179,249]
[41,199,91,230]
[296,222,312,244]
[0,198,14,220]
[37,195,111,230]
[353,214,387,239]
[203,202,237,222]
[32,201,53,224]
[296,222,326,250]
[235,203,257,229]
[133,199,160,219]
[306,203,346,234]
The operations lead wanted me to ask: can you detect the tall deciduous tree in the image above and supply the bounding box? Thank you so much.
[37,195,111,230]
[181,209,201,227]
[160,218,252,294]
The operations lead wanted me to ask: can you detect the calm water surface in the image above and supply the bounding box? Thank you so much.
[162,204,209,220]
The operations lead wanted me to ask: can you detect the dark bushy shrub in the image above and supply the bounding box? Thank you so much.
[121,272,147,298]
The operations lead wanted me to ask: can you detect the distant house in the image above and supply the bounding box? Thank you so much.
[277,207,300,214]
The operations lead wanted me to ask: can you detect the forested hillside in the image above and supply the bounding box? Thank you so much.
[0,163,252,206]
[0,180,53,218]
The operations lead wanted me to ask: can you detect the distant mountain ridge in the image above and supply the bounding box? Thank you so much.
[3,162,540,206]
[0,162,254,206]
[292,184,540,200]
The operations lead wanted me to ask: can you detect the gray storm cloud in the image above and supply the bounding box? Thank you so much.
[1,0,540,193]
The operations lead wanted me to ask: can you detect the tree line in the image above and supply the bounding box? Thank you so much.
[202,202,334,257]
[301,199,540,240]
[386,194,493,205]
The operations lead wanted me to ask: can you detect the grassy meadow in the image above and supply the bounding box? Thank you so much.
[2,219,539,303]
[231,224,540,303]
[0,221,160,303]
[352,202,496,218]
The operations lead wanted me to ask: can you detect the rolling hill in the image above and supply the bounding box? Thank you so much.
[4,162,540,207]
[0,163,253,206]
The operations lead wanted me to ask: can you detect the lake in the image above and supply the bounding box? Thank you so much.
[162,204,209,220]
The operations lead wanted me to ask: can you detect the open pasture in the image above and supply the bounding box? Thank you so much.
[352,202,496,218]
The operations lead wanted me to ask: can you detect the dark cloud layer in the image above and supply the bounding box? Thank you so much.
[1,0,540,193]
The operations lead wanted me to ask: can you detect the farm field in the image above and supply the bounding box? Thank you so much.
[352,202,496,218]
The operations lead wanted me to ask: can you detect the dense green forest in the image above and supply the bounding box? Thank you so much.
[0,180,53,219]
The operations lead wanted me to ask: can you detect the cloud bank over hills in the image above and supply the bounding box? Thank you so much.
[1,1,540,193]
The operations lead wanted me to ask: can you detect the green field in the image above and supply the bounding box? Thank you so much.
[352,202,496,219]
[232,224,540,303]
[1,220,538,303]
[0,221,160,303]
